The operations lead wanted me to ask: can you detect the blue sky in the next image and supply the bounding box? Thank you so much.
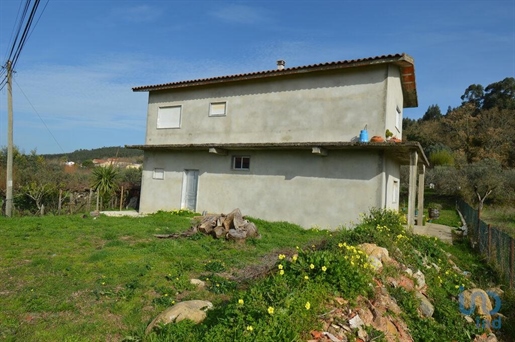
[0,0,514,155]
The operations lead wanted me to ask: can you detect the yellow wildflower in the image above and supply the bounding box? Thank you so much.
[246,325,253,332]
[322,266,327,272]
[267,307,274,315]
[278,254,286,260]
[305,301,311,310]
[238,299,244,305]
[278,264,284,270]
[279,270,284,275]
[292,254,298,262]
[304,275,309,280]
[310,264,315,269]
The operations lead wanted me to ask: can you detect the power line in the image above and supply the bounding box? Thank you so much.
[0,0,49,90]
[13,77,66,154]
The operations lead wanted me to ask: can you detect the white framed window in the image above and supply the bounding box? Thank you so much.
[395,105,402,132]
[209,101,227,117]
[153,168,165,180]
[157,106,181,129]
[232,156,250,170]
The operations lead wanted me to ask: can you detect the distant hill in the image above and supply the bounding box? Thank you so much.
[42,146,143,162]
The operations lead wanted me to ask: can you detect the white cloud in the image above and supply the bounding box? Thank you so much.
[112,5,162,23]
[211,4,268,25]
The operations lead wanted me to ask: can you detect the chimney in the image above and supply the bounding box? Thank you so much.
[276,60,285,70]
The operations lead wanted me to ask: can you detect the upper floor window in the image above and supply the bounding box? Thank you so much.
[209,102,227,117]
[232,156,250,170]
[395,106,402,132]
[157,105,181,129]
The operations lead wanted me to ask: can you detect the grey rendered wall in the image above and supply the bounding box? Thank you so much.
[139,149,385,229]
[145,65,393,146]
[385,65,404,139]
[384,155,401,210]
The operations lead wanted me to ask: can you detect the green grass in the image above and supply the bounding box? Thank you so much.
[0,212,326,341]
[482,206,515,236]
[0,209,512,342]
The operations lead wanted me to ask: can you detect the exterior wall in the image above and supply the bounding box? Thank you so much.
[139,149,386,229]
[385,65,404,139]
[145,65,396,146]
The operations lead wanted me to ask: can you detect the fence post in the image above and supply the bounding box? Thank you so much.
[510,237,514,289]
[487,224,492,260]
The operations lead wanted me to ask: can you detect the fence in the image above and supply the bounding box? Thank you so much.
[457,199,515,289]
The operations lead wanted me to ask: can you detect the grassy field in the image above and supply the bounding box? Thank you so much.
[0,212,326,341]
[482,205,515,236]
[1,210,513,341]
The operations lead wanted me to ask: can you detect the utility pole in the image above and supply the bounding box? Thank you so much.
[6,60,13,217]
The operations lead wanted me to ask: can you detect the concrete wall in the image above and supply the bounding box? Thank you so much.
[139,149,386,229]
[145,65,399,145]
[384,155,401,210]
[385,65,404,138]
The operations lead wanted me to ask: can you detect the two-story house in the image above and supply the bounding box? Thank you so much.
[128,53,428,229]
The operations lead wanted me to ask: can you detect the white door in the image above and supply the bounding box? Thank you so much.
[181,170,199,211]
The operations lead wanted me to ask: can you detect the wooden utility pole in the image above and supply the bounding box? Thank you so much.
[5,61,13,217]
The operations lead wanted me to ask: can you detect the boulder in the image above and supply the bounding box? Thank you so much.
[358,243,390,263]
[415,292,434,317]
[145,300,213,334]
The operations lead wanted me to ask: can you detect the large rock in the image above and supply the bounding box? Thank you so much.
[415,292,434,317]
[145,300,213,334]
[358,243,391,263]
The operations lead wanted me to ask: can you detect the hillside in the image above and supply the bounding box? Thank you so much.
[41,146,143,163]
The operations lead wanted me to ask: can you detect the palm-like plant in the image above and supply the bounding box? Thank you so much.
[91,165,119,209]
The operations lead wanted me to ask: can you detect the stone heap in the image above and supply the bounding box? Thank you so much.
[192,208,259,242]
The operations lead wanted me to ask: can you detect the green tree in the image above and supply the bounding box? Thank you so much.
[91,165,119,209]
[421,104,443,121]
[483,77,515,110]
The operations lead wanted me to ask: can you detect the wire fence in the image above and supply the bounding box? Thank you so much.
[457,199,515,288]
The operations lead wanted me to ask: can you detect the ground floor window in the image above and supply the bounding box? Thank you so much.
[232,156,250,170]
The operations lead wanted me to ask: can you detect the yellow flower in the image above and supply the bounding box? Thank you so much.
[305,301,311,310]
[278,264,283,270]
[278,254,286,260]
[322,266,327,272]
[292,254,298,262]
[267,306,274,315]
[309,264,315,269]
[304,275,309,280]
[338,243,343,248]
[279,270,284,275]
[246,325,253,332]
[238,299,244,305]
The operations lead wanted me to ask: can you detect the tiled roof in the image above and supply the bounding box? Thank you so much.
[133,53,417,107]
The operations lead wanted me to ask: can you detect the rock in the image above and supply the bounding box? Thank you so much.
[227,229,247,243]
[415,292,434,317]
[413,270,426,290]
[243,222,259,238]
[145,300,213,334]
[358,243,390,263]
[212,226,226,239]
[404,268,413,276]
[349,314,364,329]
[224,208,245,230]
[190,279,206,288]
[367,256,383,271]
[398,275,415,292]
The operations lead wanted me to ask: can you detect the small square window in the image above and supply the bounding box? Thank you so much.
[232,156,250,170]
[153,168,164,180]
[209,102,227,117]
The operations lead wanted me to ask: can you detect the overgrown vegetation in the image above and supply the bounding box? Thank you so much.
[1,209,512,341]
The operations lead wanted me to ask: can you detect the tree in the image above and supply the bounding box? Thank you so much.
[460,84,484,111]
[459,159,504,215]
[91,165,119,209]
[421,104,443,121]
[483,77,515,110]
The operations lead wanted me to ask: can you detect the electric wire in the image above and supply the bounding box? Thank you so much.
[13,77,66,154]
[1,0,46,90]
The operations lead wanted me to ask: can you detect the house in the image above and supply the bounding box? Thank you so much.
[128,53,429,229]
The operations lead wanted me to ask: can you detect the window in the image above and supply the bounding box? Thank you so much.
[392,180,399,203]
[232,156,250,170]
[153,168,164,180]
[157,106,181,128]
[209,101,227,117]
[395,106,402,132]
